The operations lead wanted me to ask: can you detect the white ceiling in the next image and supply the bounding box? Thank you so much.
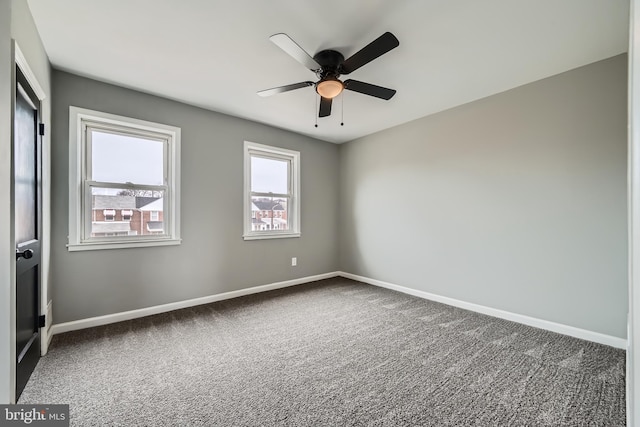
[27,0,629,144]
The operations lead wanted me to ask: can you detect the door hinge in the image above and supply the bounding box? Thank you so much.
[39,123,45,136]
[38,315,46,328]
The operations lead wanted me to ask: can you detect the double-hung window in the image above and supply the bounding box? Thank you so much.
[68,107,181,251]
[243,141,300,240]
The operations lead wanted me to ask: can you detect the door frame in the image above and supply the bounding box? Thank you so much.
[5,42,50,404]
[629,0,640,425]
[14,43,50,359]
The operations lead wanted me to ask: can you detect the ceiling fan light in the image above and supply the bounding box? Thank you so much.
[316,79,344,99]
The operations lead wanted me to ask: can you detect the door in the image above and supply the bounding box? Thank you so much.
[14,66,42,399]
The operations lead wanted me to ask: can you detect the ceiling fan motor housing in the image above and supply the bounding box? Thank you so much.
[313,49,345,80]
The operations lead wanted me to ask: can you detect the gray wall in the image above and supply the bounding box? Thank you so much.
[51,70,339,324]
[339,55,628,338]
[48,52,628,340]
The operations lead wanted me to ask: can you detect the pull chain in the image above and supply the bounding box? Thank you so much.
[314,93,318,128]
[341,92,344,126]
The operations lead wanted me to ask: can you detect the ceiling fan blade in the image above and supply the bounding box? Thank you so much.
[319,97,332,117]
[257,81,314,97]
[270,33,321,71]
[344,80,396,100]
[340,32,399,75]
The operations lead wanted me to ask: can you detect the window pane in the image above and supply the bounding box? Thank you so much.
[251,156,288,194]
[91,130,164,185]
[90,187,165,237]
[14,90,37,244]
[250,196,289,231]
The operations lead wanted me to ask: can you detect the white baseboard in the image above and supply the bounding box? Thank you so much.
[338,271,627,349]
[50,270,626,350]
[51,272,340,336]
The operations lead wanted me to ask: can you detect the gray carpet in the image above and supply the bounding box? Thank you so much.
[19,278,626,426]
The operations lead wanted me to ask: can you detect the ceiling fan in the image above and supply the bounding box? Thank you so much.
[257,32,399,118]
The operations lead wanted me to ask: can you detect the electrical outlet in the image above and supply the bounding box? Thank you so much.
[291,257,297,266]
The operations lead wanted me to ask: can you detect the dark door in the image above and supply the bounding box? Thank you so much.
[14,66,42,399]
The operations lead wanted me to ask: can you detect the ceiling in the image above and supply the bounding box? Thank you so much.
[27,0,629,144]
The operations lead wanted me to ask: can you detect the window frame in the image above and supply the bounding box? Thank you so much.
[68,106,181,251]
[243,141,300,240]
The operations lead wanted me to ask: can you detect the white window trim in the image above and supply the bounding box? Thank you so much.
[68,106,181,251]
[243,141,300,240]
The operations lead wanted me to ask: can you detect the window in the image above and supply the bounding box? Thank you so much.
[243,141,300,240]
[103,210,115,221]
[68,107,181,251]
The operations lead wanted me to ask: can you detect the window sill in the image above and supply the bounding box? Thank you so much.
[67,238,182,252]
[243,232,300,241]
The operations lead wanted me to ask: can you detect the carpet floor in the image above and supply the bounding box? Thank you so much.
[19,278,626,426]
